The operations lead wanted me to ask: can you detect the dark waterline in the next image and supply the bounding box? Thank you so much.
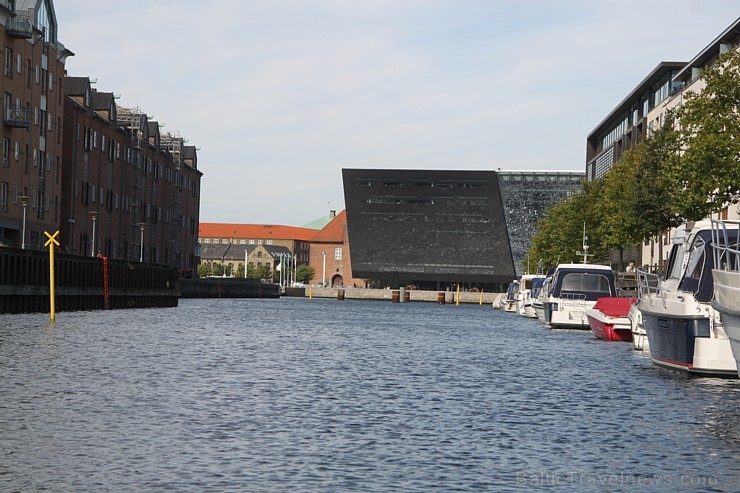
[1,298,739,492]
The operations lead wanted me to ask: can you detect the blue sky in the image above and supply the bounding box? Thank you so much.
[55,1,740,226]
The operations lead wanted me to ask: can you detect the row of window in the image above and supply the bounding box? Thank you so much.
[0,182,53,216]
[1,137,59,173]
[4,47,55,92]
[203,238,274,246]
[77,123,198,198]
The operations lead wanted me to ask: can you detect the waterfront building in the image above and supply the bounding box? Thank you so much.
[342,169,516,288]
[308,210,364,287]
[587,17,740,272]
[60,77,202,272]
[198,241,291,279]
[497,171,583,277]
[0,0,73,248]
[198,223,316,269]
[586,62,685,182]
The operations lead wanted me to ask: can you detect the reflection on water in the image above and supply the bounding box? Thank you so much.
[1,298,739,492]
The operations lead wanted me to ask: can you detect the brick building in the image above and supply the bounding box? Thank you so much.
[60,76,202,271]
[308,210,363,287]
[0,0,72,248]
[198,223,316,267]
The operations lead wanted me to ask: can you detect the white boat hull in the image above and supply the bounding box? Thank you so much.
[712,269,740,376]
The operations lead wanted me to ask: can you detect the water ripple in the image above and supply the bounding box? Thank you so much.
[1,298,739,492]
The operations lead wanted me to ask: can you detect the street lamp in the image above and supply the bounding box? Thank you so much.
[139,224,144,262]
[89,211,98,257]
[322,252,326,287]
[133,222,144,262]
[19,195,29,249]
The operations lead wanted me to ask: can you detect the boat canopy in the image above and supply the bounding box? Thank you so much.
[551,265,616,301]
[679,229,738,302]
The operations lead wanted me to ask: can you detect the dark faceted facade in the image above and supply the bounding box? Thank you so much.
[497,171,583,277]
[342,169,515,285]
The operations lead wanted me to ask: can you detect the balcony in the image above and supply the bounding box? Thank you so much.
[5,16,33,39]
[4,105,30,128]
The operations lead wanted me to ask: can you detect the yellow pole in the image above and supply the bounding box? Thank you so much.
[479,289,484,305]
[309,285,313,299]
[456,284,460,306]
[44,230,59,323]
[49,245,55,322]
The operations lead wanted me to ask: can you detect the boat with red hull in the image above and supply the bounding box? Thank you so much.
[586,297,634,342]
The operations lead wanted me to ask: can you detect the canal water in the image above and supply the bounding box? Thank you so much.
[1,298,738,492]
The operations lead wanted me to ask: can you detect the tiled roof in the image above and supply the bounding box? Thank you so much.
[309,210,346,243]
[64,77,89,96]
[199,223,318,241]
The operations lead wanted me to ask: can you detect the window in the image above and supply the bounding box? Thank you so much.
[239,239,246,245]
[203,239,210,244]
[266,240,273,245]
[0,182,7,211]
[223,239,229,244]
[335,247,342,260]
[2,138,9,167]
[16,53,21,74]
[213,239,219,244]
[249,240,255,245]
[14,141,19,160]
[258,240,263,245]
[5,48,12,78]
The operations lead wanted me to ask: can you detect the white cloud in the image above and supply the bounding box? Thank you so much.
[55,1,740,224]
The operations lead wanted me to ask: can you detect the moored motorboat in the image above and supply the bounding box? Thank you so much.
[637,221,737,377]
[543,263,617,329]
[711,219,740,377]
[628,303,649,351]
[586,297,634,341]
[501,281,519,312]
[516,274,546,318]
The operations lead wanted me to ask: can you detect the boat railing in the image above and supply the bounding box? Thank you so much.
[711,219,740,272]
[637,268,661,298]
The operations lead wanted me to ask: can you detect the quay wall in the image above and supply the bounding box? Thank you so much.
[0,247,179,313]
[294,286,504,305]
[180,278,280,298]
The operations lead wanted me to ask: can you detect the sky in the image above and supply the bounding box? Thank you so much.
[55,1,740,226]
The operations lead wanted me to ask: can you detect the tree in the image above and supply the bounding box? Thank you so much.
[528,179,608,269]
[599,123,681,249]
[665,49,740,219]
[197,263,212,278]
[295,264,316,284]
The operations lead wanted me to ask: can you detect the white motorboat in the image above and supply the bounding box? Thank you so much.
[637,221,736,377]
[533,274,551,323]
[501,281,519,312]
[711,219,740,377]
[543,263,617,329]
[515,274,546,318]
[628,303,648,352]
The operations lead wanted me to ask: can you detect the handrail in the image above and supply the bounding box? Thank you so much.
[711,219,740,272]
[636,268,661,298]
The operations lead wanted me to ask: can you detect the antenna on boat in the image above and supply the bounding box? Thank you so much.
[576,222,591,264]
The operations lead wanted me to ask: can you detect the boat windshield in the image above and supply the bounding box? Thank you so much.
[683,237,706,283]
[561,273,612,293]
[666,243,685,281]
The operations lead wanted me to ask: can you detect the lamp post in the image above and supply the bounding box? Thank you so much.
[89,211,98,257]
[19,195,29,249]
[139,224,144,262]
[322,251,326,287]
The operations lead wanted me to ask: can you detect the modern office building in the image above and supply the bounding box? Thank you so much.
[0,0,72,248]
[585,61,685,182]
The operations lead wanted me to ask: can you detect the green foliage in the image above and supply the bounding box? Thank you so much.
[197,263,212,278]
[529,50,740,265]
[666,49,740,219]
[528,179,608,269]
[295,264,316,284]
